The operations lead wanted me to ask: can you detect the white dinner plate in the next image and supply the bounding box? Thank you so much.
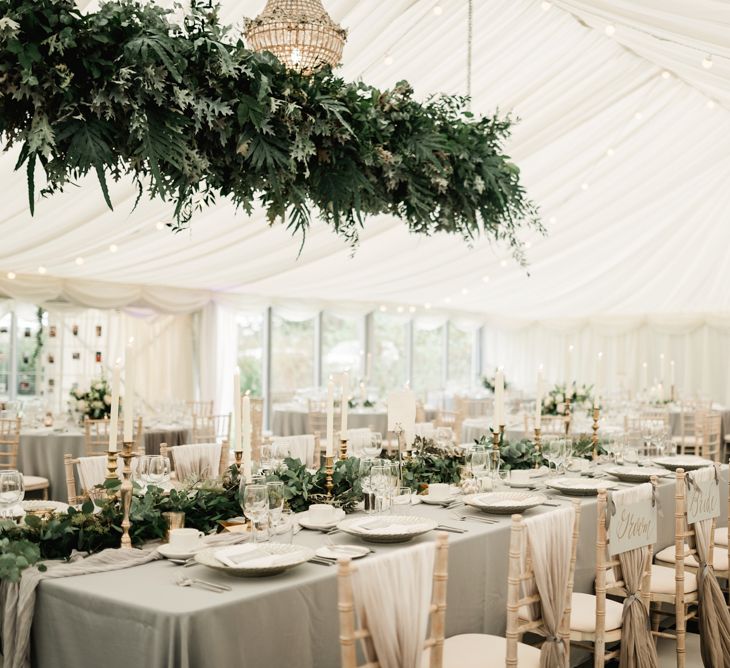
[464,491,546,514]
[158,542,206,560]
[420,494,458,506]
[296,508,346,530]
[315,544,370,560]
[195,544,313,577]
[652,456,714,472]
[337,515,438,543]
[545,478,619,496]
[603,466,671,483]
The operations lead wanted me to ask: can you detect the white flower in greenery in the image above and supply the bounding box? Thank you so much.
[94,382,104,391]
[77,400,87,412]
[92,400,103,410]
[104,394,112,405]
[543,397,550,407]
[556,403,565,414]
[555,393,564,404]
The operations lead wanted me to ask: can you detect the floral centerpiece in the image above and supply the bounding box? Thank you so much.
[475,433,545,470]
[69,377,114,422]
[542,383,593,416]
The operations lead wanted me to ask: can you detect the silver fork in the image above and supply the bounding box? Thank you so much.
[176,576,231,593]
[451,512,498,525]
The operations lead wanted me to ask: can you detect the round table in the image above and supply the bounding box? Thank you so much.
[18,425,192,502]
[271,403,388,437]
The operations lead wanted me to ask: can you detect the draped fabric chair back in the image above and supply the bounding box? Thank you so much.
[507,502,581,667]
[0,417,21,469]
[161,442,225,482]
[591,484,657,667]
[84,417,142,456]
[307,400,328,439]
[186,400,213,418]
[192,413,231,444]
[337,534,449,668]
[270,434,320,468]
[64,452,142,504]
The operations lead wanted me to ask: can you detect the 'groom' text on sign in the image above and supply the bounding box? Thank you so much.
[609,497,657,556]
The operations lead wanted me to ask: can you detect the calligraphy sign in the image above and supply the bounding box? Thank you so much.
[686,474,720,525]
[609,495,657,556]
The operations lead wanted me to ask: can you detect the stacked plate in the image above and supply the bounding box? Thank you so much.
[337,515,437,543]
[652,456,714,472]
[464,491,546,514]
[195,543,314,577]
[545,478,618,496]
[603,466,671,483]
[296,508,346,531]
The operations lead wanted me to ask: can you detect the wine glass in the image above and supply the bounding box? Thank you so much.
[470,446,489,489]
[363,432,383,459]
[544,439,563,474]
[359,459,376,513]
[242,484,268,544]
[0,470,24,518]
[435,427,453,448]
[392,486,412,514]
[266,480,286,528]
[146,456,170,487]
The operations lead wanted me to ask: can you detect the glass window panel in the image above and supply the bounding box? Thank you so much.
[17,309,42,397]
[270,314,314,396]
[447,322,472,387]
[0,313,10,398]
[322,313,361,380]
[237,313,263,395]
[413,323,443,394]
[372,313,407,394]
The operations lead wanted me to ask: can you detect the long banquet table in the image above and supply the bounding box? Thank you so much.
[18,425,192,502]
[30,467,729,668]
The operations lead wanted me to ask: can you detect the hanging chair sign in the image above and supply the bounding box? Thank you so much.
[686,471,720,525]
[608,493,657,556]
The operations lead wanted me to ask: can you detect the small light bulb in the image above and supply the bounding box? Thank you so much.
[525,241,532,249]
[6,272,15,280]
[38,266,47,275]
[661,70,671,80]
[408,306,416,313]
[549,216,557,224]
[707,99,716,109]
[581,182,589,191]
[384,54,394,66]
[432,4,442,15]
[634,111,643,120]
[444,297,452,304]
[481,275,490,283]
[379,305,387,312]
[109,244,118,253]
[396,306,404,313]
[75,257,84,266]
[424,302,432,310]
[702,55,713,69]
[541,0,551,9]
[461,288,469,295]
[155,221,165,231]
[606,147,615,157]
[604,24,615,36]
[500,259,508,267]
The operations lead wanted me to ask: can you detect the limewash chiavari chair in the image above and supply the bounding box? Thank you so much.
[160,441,228,482]
[270,434,321,468]
[678,413,722,462]
[337,533,449,668]
[64,451,144,504]
[186,400,213,418]
[455,397,492,419]
[524,415,565,439]
[307,401,328,439]
[0,417,49,498]
[571,485,656,667]
[84,417,143,456]
[416,400,427,423]
[435,410,463,442]
[436,503,580,667]
[192,413,231,444]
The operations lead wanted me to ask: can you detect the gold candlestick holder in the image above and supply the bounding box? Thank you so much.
[119,440,134,549]
[325,454,334,497]
[339,438,348,461]
[105,449,119,487]
[490,427,502,484]
[591,406,600,461]
[533,427,542,468]
[670,384,676,402]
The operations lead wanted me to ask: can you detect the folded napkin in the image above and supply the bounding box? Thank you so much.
[214,544,298,568]
[351,518,433,535]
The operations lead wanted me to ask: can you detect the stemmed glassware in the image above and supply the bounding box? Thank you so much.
[266,480,286,530]
[0,470,24,518]
[362,433,383,459]
[469,446,489,490]
[136,455,170,490]
[241,483,268,544]
[544,439,565,475]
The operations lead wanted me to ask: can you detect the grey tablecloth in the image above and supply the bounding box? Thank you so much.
[18,427,192,502]
[271,404,388,437]
[29,469,728,668]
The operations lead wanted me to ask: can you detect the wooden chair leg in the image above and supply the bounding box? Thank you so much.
[43,486,49,500]
[676,602,686,668]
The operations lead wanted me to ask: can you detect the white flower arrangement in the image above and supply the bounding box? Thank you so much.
[70,376,116,422]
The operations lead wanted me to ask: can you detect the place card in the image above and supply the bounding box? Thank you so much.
[686,473,720,525]
[608,495,657,556]
[387,389,416,434]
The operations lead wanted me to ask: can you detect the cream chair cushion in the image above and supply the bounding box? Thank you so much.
[650,565,698,594]
[570,592,623,633]
[23,475,49,490]
[423,633,541,668]
[655,544,729,571]
[714,526,728,546]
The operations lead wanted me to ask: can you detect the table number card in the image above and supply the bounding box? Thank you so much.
[387,390,416,434]
[686,474,720,525]
[609,495,657,556]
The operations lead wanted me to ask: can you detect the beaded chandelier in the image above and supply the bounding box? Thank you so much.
[244,0,347,73]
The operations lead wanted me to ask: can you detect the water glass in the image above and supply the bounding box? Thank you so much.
[0,470,24,518]
[271,508,294,544]
[392,486,413,514]
[363,433,383,458]
[267,480,286,526]
[241,483,268,543]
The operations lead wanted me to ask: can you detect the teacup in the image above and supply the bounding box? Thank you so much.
[427,483,450,501]
[308,503,336,524]
[168,528,204,550]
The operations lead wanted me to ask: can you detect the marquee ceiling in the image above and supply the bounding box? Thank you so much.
[0,0,728,319]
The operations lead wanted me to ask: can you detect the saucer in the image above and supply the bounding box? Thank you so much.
[296,508,346,530]
[158,542,205,560]
[315,544,370,560]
